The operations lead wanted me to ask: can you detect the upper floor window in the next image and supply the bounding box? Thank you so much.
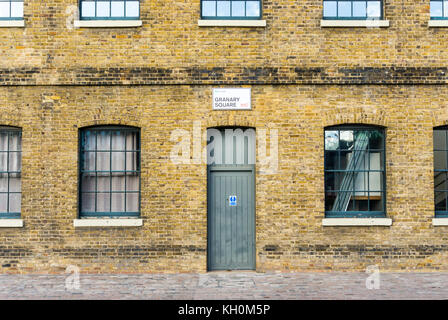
[430,1,448,19]
[80,0,140,20]
[434,127,448,217]
[201,0,261,19]
[324,125,385,218]
[0,127,21,218]
[0,0,23,20]
[79,126,140,217]
[323,1,382,19]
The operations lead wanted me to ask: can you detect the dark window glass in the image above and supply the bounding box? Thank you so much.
[434,127,448,217]
[79,127,140,217]
[324,126,386,217]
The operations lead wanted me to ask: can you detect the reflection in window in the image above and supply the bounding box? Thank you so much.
[0,0,23,19]
[0,127,21,218]
[325,126,386,217]
[80,0,140,19]
[430,1,448,19]
[323,1,382,19]
[434,127,448,217]
[79,127,140,217]
[201,0,261,19]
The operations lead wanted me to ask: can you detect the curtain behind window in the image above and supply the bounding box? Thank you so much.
[0,130,21,214]
[81,129,139,214]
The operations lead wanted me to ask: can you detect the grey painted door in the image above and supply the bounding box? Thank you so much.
[207,165,255,270]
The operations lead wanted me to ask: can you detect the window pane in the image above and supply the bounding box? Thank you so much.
[325,172,345,191]
[339,150,353,170]
[0,152,6,171]
[125,1,139,17]
[97,176,111,192]
[81,175,96,192]
[325,130,339,150]
[435,172,448,191]
[9,174,20,193]
[126,175,139,191]
[111,193,125,212]
[111,131,125,150]
[323,1,337,17]
[354,171,368,192]
[111,1,125,17]
[126,193,139,212]
[325,191,337,211]
[81,1,96,17]
[83,152,96,171]
[8,152,21,172]
[246,1,260,17]
[435,151,447,170]
[368,172,382,192]
[10,1,23,18]
[338,1,352,17]
[0,194,7,212]
[431,1,443,17]
[0,2,10,18]
[324,150,338,170]
[9,133,21,151]
[445,1,448,17]
[97,131,111,150]
[436,192,447,211]
[112,152,125,171]
[367,1,381,17]
[435,130,448,150]
[83,131,96,150]
[96,1,110,17]
[97,152,110,171]
[126,152,138,170]
[0,174,7,192]
[81,193,95,212]
[9,193,20,213]
[217,1,231,16]
[202,1,216,16]
[232,1,245,16]
[339,130,354,149]
[0,132,7,151]
[112,176,125,191]
[353,1,367,17]
[97,193,110,212]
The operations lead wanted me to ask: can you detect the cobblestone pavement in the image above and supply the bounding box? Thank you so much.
[1,272,448,299]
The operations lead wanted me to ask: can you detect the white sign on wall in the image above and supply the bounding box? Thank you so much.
[212,88,251,110]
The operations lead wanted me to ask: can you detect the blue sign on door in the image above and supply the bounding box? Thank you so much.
[229,195,237,207]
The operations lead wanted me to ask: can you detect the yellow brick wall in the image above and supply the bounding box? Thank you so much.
[0,1,447,272]
[0,85,447,273]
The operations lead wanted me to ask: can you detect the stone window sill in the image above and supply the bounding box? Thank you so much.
[73,218,143,227]
[429,20,448,27]
[0,20,25,28]
[0,219,23,228]
[320,20,389,28]
[432,218,448,226]
[322,218,392,226]
[74,20,142,28]
[198,20,266,27]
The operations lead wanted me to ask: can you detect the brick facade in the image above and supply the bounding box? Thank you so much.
[0,1,448,273]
